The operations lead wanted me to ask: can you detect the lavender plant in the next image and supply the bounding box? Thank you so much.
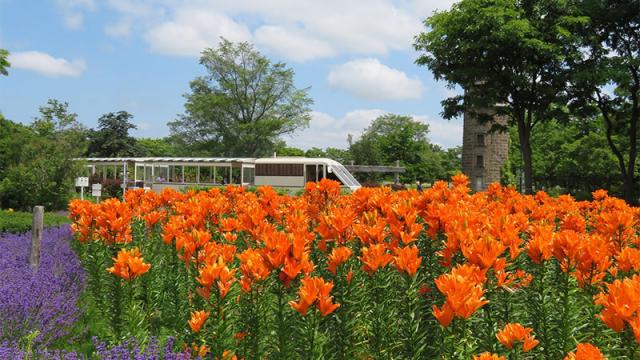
[0,336,193,359]
[0,226,85,347]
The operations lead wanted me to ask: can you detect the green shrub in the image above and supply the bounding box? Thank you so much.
[0,209,70,234]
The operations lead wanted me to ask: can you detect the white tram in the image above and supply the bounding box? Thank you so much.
[82,156,361,193]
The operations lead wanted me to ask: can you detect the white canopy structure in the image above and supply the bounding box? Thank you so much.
[80,156,360,192]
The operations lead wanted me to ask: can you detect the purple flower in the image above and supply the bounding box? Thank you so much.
[0,226,85,347]
[92,336,193,360]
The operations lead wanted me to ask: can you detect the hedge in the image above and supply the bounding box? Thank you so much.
[0,209,70,234]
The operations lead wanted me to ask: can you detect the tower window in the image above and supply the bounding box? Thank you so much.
[476,155,484,168]
[477,134,485,146]
[475,176,483,191]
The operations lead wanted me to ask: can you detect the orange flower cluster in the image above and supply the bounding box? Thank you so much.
[472,353,506,360]
[106,247,151,280]
[360,244,393,275]
[393,245,422,277]
[327,246,353,275]
[196,257,236,300]
[563,343,606,360]
[289,276,340,317]
[594,274,640,341]
[432,264,488,327]
[68,174,640,357]
[496,323,539,352]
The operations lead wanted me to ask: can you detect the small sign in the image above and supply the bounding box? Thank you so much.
[75,177,89,187]
[91,183,102,197]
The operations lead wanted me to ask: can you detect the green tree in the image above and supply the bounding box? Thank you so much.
[349,114,458,183]
[170,39,313,157]
[324,147,353,165]
[0,100,88,210]
[305,147,326,158]
[415,0,585,194]
[136,137,179,157]
[505,119,620,199]
[88,111,138,157]
[0,114,32,181]
[569,0,640,204]
[273,141,305,156]
[0,49,9,76]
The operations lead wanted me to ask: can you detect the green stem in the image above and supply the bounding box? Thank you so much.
[307,312,318,360]
[403,275,418,359]
[538,263,549,360]
[559,269,571,356]
[276,282,288,359]
[371,273,385,358]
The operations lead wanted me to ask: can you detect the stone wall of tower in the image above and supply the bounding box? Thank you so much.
[461,104,509,192]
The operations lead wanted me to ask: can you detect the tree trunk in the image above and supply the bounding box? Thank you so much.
[517,114,534,195]
[625,83,639,205]
[623,175,636,205]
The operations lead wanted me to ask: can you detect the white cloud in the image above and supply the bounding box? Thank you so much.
[135,121,153,131]
[286,109,382,149]
[105,18,133,38]
[286,109,462,150]
[104,0,163,38]
[55,0,95,30]
[255,26,335,62]
[328,58,423,101]
[8,51,86,77]
[104,0,458,61]
[413,115,463,149]
[144,7,252,56]
[412,0,459,18]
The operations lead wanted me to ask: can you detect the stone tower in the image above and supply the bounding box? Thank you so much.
[461,95,509,192]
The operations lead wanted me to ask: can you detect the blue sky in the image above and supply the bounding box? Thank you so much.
[0,0,462,150]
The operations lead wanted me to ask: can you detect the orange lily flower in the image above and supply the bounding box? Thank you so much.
[594,275,640,332]
[188,310,210,333]
[360,244,393,275]
[289,276,340,317]
[563,343,606,360]
[496,323,539,352]
[327,246,353,275]
[472,353,506,360]
[107,247,151,280]
[393,245,422,277]
[527,223,554,264]
[432,264,488,326]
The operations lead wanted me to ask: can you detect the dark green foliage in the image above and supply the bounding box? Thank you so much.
[0,100,88,210]
[0,48,9,76]
[135,137,181,157]
[87,111,138,157]
[170,38,313,157]
[415,0,586,194]
[505,119,623,199]
[568,0,640,204]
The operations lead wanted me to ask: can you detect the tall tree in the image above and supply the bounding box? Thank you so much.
[0,100,87,209]
[569,0,640,204]
[170,39,313,157]
[88,111,138,157]
[415,0,585,194]
[0,49,9,76]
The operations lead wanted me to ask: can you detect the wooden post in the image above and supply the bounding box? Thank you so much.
[30,206,44,269]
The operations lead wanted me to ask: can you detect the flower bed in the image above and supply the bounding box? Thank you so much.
[0,226,84,347]
[68,176,639,359]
